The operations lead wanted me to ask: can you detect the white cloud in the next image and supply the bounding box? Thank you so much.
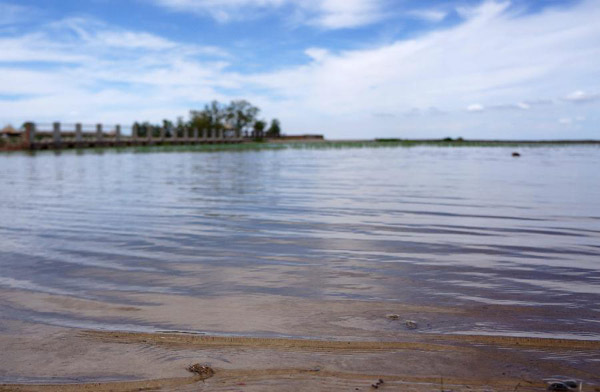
[559,117,572,125]
[149,0,385,28]
[407,9,447,23]
[489,102,530,110]
[563,90,600,103]
[244,0,600,137]
[304,47,329,61]
[0,17,235,124]
[150,0,287,22]
[559,116,585,125]
[95,31,177,50]
[467,104,485,112]
[308,0,383,29]
[465,101,531,112]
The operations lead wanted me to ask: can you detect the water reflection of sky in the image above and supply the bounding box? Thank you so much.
[0,146,599,332]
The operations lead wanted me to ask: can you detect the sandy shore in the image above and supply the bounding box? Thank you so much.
[1,320,599,391]
[1,288,599,391]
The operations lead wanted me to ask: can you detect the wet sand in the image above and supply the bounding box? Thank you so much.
[1,289,599,391]
[1,323,597,391]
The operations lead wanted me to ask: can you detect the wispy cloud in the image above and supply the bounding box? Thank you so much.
[407,9,448,23]
[0,2,30,26]
[0,16,234,122]
[149,0,287,22]
[467,104,485,112]
[149,0,386,28]
[559,116,585,125]
[563,90,600,103]
[307,0,384,29]
[467,102,531,112]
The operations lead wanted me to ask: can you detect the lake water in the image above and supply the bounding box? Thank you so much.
[1,145,599,340]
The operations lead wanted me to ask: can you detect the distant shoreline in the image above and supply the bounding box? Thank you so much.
[335,138,600,144]
[2,137,600,154]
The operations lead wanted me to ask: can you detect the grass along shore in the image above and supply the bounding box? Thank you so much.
[3,137,600,155]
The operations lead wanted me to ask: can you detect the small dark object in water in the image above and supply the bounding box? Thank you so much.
[563,381,578,389]
[371,378,384,388]
[405,320,418,329]
[547,382,570,391]
[545,377,581,391]
[512,152,521,157]
[187,363,215,379]
[386,314,400,320]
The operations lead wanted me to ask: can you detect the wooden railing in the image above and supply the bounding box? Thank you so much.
[24,122,243,150]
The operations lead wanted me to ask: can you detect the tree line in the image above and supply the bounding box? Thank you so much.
[133,100,281,139]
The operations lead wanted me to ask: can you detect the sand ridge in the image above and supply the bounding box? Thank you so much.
[81,329,600,351]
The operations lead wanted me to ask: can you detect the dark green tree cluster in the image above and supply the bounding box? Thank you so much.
[136,100,282,139]
[131,121,167,138]
[265,119,281,138]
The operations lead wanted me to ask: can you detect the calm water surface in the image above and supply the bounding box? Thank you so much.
[1,146,599,337]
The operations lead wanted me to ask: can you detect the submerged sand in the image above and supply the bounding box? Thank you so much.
[1,288,599,391]
[1,325,598,391]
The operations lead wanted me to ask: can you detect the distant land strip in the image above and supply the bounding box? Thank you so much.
[2,137,600,153]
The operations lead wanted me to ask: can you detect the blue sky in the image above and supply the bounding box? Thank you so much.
[0,0,599,139]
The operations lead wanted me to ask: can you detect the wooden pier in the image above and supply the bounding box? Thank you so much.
[23,122,244,150]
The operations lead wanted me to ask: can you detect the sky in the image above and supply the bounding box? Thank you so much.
[0,0,599,139]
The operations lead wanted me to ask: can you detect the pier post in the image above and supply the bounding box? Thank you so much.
[193,128,198,141]
[132,124,138,142]
[147,125,152,143]
[96,124,103,144]
[75,123,83,144]
[202,128,207,141]
[115,125,121,143]
[24,122,36,149]
[160,126,165,142]
[218,128,224,142]
[53,122,61,148]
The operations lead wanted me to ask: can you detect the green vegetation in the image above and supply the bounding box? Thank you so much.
[134,100,282,139]
[4,138,598,156]
[266,119,281,138]
[103,139,600,154]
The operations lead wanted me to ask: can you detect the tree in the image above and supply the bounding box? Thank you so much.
[189,110,211,137]
[266,118,281,138]
[162,119,174,138]
[132,99,265,140]
[253,120,266,139]
[226,100,259,138]
[190,101,224,138]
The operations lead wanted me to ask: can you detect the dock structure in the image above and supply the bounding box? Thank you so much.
[23,122,243,150]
